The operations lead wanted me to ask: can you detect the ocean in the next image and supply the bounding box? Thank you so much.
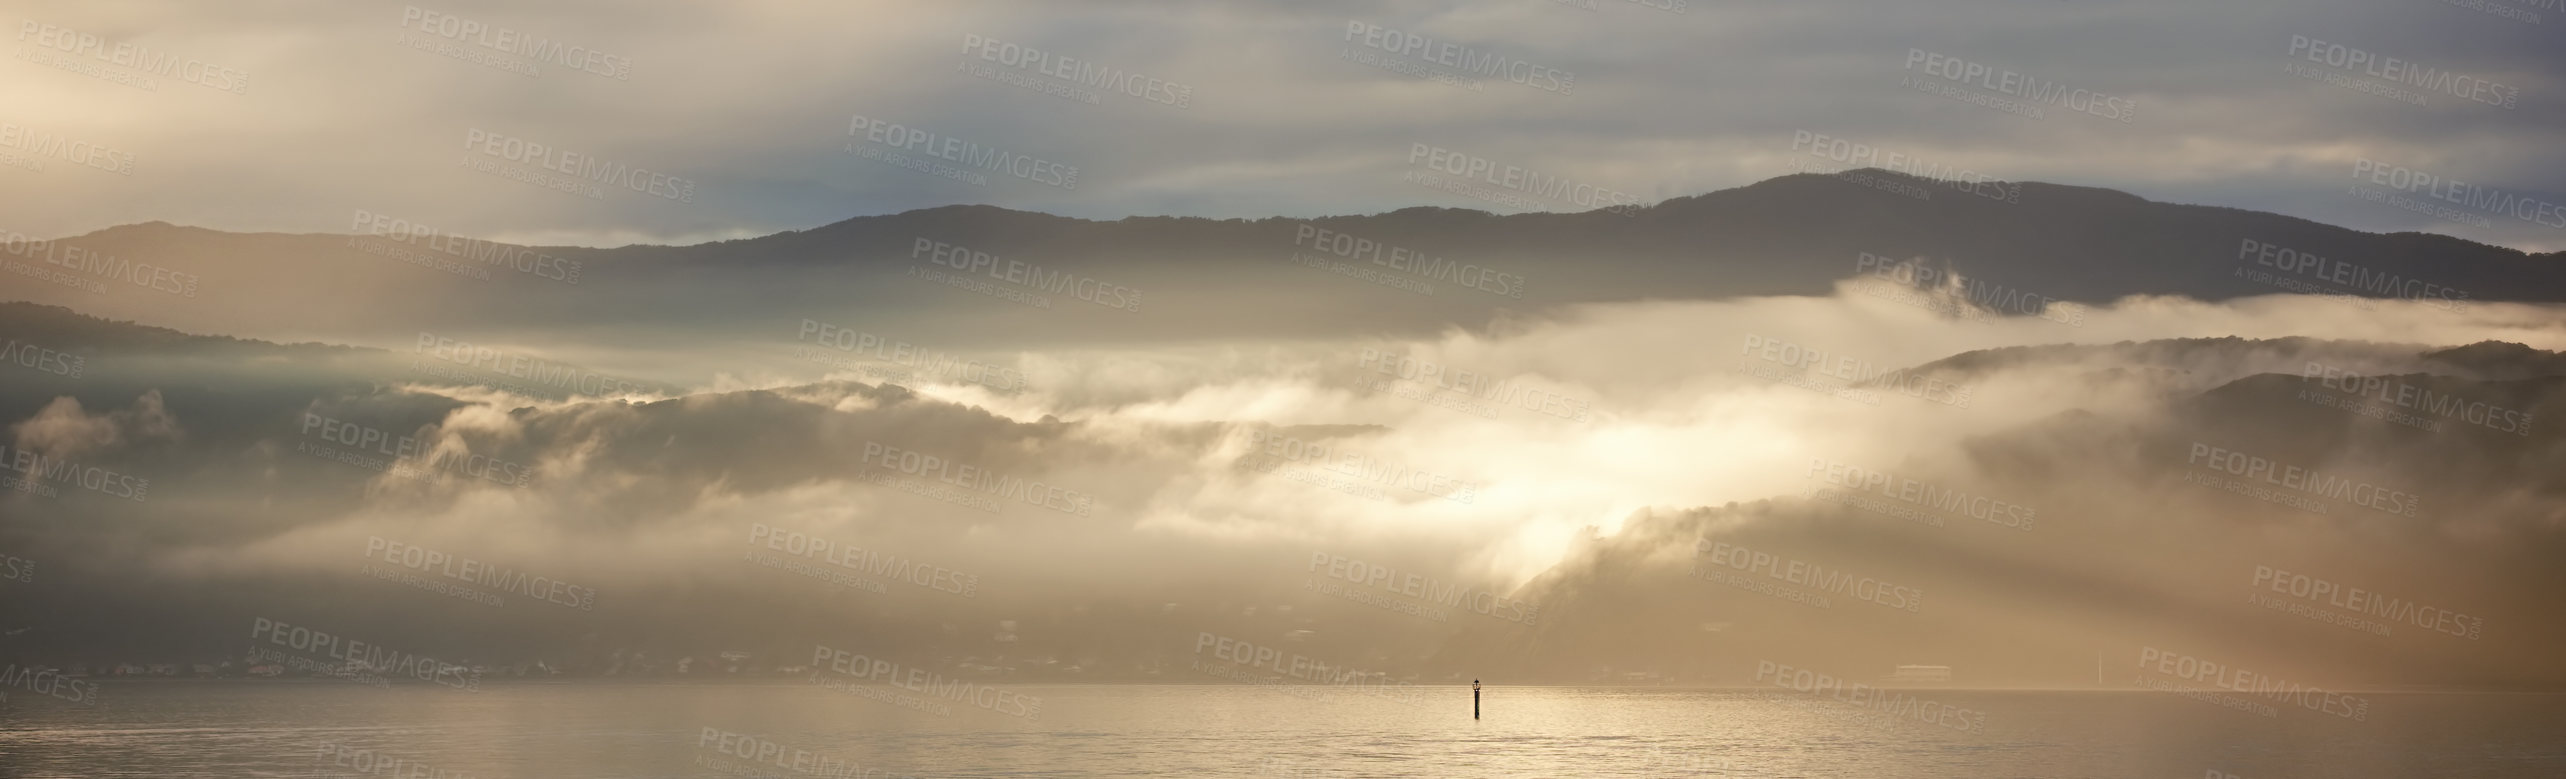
[1,683,2559,777]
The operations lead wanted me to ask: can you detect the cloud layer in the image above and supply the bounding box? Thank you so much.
[4,0,2562,251]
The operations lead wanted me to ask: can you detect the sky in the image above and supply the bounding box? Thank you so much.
[2,0,2561,251]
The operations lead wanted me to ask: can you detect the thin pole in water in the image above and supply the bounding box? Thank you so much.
[1473,679,1481,720]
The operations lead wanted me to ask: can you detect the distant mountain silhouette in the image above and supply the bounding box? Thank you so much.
[7,170,2555,365]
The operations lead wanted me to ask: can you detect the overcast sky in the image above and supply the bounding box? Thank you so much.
[4,0,2561,250]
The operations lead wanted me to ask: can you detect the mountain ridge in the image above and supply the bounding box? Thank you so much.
[42,169,2560,262]
[10,168,2562,384]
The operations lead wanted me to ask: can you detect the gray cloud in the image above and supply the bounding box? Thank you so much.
[2,0,2559,252]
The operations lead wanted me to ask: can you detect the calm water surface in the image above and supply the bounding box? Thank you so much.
[2,684,2560,778]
